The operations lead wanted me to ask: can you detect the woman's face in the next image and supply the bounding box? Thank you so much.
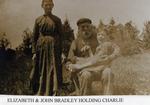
[42,1,54,14]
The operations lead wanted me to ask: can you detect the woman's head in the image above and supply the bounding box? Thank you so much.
[41,0,54,14]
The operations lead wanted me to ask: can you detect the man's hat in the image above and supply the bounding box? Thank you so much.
[77,18,92,26]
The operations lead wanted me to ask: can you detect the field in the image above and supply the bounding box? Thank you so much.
[0,51,150,95]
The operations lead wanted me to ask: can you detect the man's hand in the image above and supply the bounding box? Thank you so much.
[66,64,73,72]
[81,45,90,52]
[66,63,82,73]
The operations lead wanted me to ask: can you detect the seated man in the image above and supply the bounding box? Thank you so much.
[66,18,120,95]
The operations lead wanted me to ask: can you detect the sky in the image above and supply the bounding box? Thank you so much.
[0,0,150,48]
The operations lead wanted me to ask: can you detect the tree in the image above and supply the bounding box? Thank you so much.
[0,33,15,62]
[142,21,150,49]
[120,21,140,55]
[16,28,33,57]
[109,17,115,26]
[124,21,139,41]
[0,33,11,50]
[62,18,74,57]
[106,18,118,40]
[98,19,106,32]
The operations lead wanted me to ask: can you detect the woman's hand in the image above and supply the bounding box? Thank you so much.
[32,54,36,60]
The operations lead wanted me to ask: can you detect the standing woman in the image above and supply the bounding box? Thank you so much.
[30,0,63,96]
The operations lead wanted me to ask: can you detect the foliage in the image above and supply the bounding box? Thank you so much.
[142,21,150,49]
[62,19,74,57]
[97,19,141,55]
[0,33,11,49]
[16,28,32,57]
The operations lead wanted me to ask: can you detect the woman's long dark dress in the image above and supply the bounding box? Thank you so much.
[30,14,63,96]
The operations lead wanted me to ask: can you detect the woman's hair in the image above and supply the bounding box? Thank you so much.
[41,0,54,7]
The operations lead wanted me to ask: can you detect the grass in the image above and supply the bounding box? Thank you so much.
[0,52,150,95]
[111,52,150,95]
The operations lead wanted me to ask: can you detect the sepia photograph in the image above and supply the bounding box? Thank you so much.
[0,0,150,98]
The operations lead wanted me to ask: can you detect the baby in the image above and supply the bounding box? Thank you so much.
[68,31,120,72]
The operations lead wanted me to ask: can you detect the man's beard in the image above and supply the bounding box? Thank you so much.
[78,30,93,39]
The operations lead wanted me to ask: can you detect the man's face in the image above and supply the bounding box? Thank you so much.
[42,1,54,14]
[79,23,93,39]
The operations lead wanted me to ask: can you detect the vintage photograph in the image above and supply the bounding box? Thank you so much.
[0,0,150,96]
